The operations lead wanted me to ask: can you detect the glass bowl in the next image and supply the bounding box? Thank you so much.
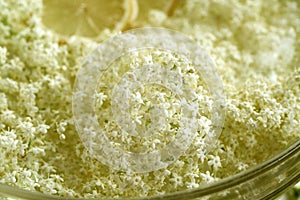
[0,0,299,200]
[0,139,299,200]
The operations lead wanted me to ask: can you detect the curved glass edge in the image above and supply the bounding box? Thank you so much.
[0,139,300,200]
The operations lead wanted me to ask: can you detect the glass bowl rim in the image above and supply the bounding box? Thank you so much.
[0,139,300,200]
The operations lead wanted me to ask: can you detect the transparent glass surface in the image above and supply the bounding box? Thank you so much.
[0,139,299,199]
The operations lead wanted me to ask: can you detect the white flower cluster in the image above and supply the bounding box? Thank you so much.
[0,0,299,198]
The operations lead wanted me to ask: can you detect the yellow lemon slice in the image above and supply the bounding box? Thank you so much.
[134,0,183,25]
[42,0,138,37]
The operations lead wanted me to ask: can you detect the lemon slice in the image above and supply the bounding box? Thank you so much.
[42,0,138,37]
[133,0,183,26]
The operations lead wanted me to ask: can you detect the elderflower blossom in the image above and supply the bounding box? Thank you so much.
[0,0,299,199]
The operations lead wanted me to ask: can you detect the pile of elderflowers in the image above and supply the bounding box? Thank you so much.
[0,0,299,198]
